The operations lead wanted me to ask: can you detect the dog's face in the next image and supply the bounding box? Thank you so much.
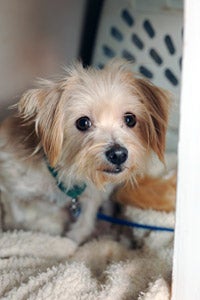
[18,61,170,188]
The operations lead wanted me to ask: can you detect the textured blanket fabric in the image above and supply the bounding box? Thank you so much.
[0,231,170,300]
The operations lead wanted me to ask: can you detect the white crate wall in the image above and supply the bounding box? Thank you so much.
[92,0,183,153]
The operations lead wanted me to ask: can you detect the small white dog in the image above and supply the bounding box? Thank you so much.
[0,60,170,243]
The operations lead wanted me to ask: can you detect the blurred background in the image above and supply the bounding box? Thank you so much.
[0,0,87,120]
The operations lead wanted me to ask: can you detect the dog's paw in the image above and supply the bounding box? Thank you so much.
[66,228,88,244]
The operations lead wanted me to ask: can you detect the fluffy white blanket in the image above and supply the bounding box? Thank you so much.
[0,230,171,300]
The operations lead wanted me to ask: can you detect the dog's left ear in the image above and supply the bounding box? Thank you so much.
[18,83,65,166]
[134,78,171,162]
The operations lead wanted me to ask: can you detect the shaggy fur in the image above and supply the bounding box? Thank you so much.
[115,172,176,212]
[0,60,170,243]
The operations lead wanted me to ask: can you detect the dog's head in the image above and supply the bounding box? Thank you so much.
[18,60,170,188]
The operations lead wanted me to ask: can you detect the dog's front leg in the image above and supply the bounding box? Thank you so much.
[67,190,103,244]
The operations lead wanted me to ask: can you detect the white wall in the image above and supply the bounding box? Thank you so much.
[172,0,200,298]
[0,0,86,120]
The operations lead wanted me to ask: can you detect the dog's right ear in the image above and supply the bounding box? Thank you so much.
[18,82,64,166]
[133,78,171,163]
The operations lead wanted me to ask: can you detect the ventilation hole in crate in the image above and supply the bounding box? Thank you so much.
[143,20,155,38]
[164,35,176,55]
[132,34,144,50]
[179,57,182,70]
[98,63,104,69]
[122,50,136,62]
[165,69,178,86]
[121,9,134,27]
[102,45,116,58]
[139,66,153,79]
[181,27,184,38]
[111,26,123,41]
[149,48,163,65]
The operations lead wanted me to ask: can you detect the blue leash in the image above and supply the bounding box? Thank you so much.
[97,212,174,232]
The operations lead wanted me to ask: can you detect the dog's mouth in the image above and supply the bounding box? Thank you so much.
[103,165,124,174]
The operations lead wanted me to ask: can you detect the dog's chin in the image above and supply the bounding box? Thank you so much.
[90,165,128,188]
[103,165,124,175]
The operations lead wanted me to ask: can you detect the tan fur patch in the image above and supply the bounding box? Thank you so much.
[115,173,176,212]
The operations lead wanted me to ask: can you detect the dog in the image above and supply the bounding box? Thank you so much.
[0,60,170,243]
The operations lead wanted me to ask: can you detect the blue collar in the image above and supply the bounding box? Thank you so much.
[47,164,86,199]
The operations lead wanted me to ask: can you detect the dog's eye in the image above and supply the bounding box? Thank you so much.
[124,113,137,128]
[76,116,92,131]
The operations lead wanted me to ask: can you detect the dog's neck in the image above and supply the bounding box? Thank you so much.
[46,162,87,218]
[47,163,86,199]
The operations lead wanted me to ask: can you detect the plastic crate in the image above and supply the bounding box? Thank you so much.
[92,0,183,153]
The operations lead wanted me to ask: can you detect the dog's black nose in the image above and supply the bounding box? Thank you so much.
[105,144,128,165]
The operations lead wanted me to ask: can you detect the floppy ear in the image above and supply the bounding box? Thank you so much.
[18,82,64,167]
[134,78,170,162]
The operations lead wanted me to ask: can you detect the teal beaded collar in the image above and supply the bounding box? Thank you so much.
[47,164,86,218]
[47,164,86,200]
